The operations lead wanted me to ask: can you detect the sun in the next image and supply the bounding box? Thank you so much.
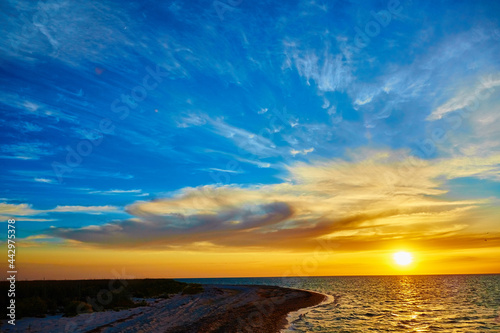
[393,251,413,266]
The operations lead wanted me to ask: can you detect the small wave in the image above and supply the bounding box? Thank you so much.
[281,290,334,333]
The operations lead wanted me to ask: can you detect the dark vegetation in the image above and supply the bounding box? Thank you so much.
[0,279,203,319]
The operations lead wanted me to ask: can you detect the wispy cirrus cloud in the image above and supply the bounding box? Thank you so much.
[0,202,121,217]
[14,122,43,133]
[202,149,272,169]
[427,73,500,120]
[177,113,283,159]
[34,177,55,184]
[0,142,54,160]
[290,148,314,156]
[48,205,120,214]
[284,44,353,93]
[87,189,149,196]
[0,93,79,124]
[176,112,208,128]
[209,118,281,158]
[9,169,134,182]
[200,168,244,174]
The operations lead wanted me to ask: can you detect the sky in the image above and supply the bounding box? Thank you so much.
[1,0,500,280]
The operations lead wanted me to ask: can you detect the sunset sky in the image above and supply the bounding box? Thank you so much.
[1,0,500,280]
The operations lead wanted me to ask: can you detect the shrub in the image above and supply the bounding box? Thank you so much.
[17,297,47,318]
[64,301,93,317]
[182,283,204,295]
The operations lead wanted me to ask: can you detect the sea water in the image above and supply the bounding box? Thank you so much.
[179,274,500,332]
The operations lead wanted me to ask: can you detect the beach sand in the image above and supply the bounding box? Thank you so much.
[1,285,326,333]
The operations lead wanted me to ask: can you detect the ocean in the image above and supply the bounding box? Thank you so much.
[179,274,500,332]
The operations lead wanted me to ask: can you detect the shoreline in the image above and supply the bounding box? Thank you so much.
[178,285,328,333]
[1,284,326,333]
[281,289,334,333]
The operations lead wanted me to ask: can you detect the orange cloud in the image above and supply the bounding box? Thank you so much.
[45,150,500,253]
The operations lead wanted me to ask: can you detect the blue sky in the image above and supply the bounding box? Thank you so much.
[1,0,500,263]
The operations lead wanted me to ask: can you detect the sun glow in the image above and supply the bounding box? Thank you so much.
[393,251,413,266]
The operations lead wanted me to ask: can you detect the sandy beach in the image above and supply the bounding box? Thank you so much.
[1,285,326,333]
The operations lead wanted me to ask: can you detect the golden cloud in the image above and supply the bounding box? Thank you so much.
[47,150,500,251]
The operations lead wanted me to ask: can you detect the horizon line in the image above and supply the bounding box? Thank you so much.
[5,272,500,282]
